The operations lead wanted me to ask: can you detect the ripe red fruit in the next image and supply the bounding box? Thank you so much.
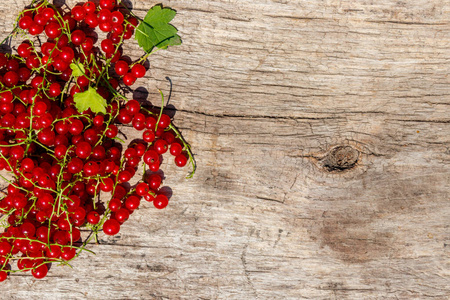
[0,271,7,282]
[143,130,155,143]
[103,219,120,235]
[19,16,33,29]
[75,141,92,159]
[100,0,117,11]
[114,208,129,223]
[99,21,112,32]
[105,124,118,138]
[114,60,129,76]
[123,73,136,86]
[153,195,169,209]
[147,174,162,190]
[154,139,168,154]
[83,1,96,14]
[131,64,146,78]
[125,99,140,115]
[45,22,62,39]
[17,43,32,58]
[87,211,100,225]
[108,198,122,212]
[0,242,12,256]
[99,178,114,192]
[68,158,83,174]
[85,13,99,28]
[71,30,86,46]
[29,23,44,35]
[125,195,140,211]
[136,182,150,196]
[37,128,56,146]
[101,39,115,54]
[143,150,159,165]
[175,154,188,167]
[111,11,124,25]
[69,119,84,135]
[170,142,183,156]
[158,114,171,129]
[3,71,19,87]
[61,247,76,261]
[71,6,86,21]
[31,264,48,279]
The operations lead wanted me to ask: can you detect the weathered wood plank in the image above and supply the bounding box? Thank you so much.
[0,0,449,299]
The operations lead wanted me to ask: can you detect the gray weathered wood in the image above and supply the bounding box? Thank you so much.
[0,0,449,299]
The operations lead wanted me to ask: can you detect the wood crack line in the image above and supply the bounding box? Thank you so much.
[166,109,344,121]
[392,119,450,124]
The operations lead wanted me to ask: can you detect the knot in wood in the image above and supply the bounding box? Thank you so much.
[322,146,359,172]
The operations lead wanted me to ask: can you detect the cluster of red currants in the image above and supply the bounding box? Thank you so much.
[0,0,192,281]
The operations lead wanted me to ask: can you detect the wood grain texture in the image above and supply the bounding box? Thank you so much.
[1,0,449,299]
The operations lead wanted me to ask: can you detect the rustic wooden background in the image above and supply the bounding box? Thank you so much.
[1,0,449,299]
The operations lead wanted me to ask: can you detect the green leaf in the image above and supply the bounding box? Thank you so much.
[70,62,85,77]
[73,87,107,114]
[135,5,182,53]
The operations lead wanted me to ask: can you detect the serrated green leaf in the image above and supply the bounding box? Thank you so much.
[135,5,182,53]
[73,87,107,114]
[70,62,85,77]
[144,5,176,25]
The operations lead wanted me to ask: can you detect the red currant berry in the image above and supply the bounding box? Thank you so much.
[158,114,171,129]
[99,178,114,192]
[71,6,86,21]
[3,71,19,87]
[123,73,136,86]
[154,139,168,154]
[83,1,96,14]
[81,37,94,52]
[125,195,140,211]
[170,142,183,156]
[93,115,104,127]
[68,157,83,173]
[114,60,129,76]
[46,244,61,259]
[60,46,75,62]
[143,130,155,143]
[105,124,118,138]
[69,119,84,135]
[175,154,188,167]
[61,247,76,261]
[45,22,62,39]
[87,211,100,225]
[71,30,86,46]
[103,219,120,235]
[75,141,92,159]
[108,198,122,212]
[84,13,99,28]
[49,82,61,97]
[131,64,146,78]
[19,16,33,30]
[147,174,162,190]
[143,150,159,165]
[114,208,129,223]
[99,21,113,32]
[111,11,124,25]
[100,0,117,11]
[153,194,169,209]
[31,264,48,279]
[29,23,44,35]
[17,43,32,58]
[136,182,150,196]
[101,39,115,54]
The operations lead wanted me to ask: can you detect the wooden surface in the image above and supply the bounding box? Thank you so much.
[1,0,450,299]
